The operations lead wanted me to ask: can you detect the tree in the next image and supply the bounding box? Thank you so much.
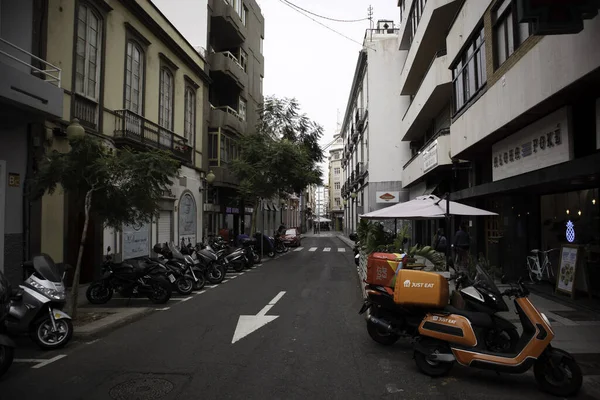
[231,96,324,232]
[30,135,180,318]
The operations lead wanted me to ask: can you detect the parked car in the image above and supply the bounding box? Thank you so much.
[282,228,302,247]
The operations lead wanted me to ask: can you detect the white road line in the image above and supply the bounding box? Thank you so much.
[14,359,43,363]
[112,297,183,301]
[269,291,286,305]
[205,285,217,289]
[197,290,206,294]
[32,355,67,369]
[230,275,238,279]
[309,247,317,252]
[156,307,170,311]
[323,247,331,252]
[338,248,346,252]
[294,247,304,251]
[180,296,193,302]
[228,272,245,275]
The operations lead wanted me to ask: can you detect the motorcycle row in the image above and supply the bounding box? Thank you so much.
[0,234,278,379]
[350,233,583,398]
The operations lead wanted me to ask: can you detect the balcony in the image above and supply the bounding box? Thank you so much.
[402,128,451,187]
[398,0,461,96]
[209,51,247,89]
[355,162,366,179]
[401,51,451,141]
[210,0,247,45]
[209,104,246,135]
[0,37,62,118]
[350,125,358,143]
[355,108,367,132]
[113,110,192,163]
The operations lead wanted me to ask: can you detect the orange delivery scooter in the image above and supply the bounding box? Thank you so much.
[412,265,583,397]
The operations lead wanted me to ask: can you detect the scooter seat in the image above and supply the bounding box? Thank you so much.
[444,305,493,328]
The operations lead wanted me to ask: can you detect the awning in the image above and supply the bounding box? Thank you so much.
[273,204,280,211]
[262,203,272,211]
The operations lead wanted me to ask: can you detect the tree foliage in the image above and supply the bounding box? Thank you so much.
[231,96,324,203]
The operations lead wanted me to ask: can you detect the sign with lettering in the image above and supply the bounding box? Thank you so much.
[122,221,150,260]
[423,141,438,173]
[516,0,600,36]
[492,107,572,182]
[8,173,20,187]
[376,191,400,204]
[178,192,197,246]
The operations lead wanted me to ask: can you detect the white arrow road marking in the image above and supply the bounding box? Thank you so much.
[338,248,346,252]
[294,247,304,251]
[323,247,331,252]
[231,291,286,344]
[308,247,317,252]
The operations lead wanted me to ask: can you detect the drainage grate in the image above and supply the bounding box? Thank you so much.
[109,378,175,400]
[550,310,600,321]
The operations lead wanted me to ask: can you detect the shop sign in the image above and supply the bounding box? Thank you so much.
[423,141,438,173]
[492,107,572,182]
[516,0,600,36]
[122,221,150,260]
[8,173,20,187]
[226,207,240,214]
[245,207,254,214]
[376,191,400,204]
[178,193,197,246]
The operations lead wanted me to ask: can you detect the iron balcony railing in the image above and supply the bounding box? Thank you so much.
[114,109,192,162]
[0,37,61,87]
[219,50,245,72]
[355,162,366,178]
[210,103,245,121]
[403,127,450,169]
[355,108,367,132]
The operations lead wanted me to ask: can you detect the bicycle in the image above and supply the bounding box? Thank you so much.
[526,248,558,283]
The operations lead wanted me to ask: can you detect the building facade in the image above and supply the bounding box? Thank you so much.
[429,0,600,295]
[341,20,413,235]
[0,0,64,284]
[328,134,343,230]
[23,0,211,285]
[205,0,265,240]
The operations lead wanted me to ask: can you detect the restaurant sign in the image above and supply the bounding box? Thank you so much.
[492,107,573,182]
[516,0,600,35]
[376,191,400,204]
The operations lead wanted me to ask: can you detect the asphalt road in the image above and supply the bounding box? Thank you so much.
[1,235,598,399]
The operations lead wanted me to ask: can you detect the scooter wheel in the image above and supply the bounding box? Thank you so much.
[193,274,206,291]
[534,350,583,397]
[31,317,73,350]
[175,277,194,295]
[233,262,245,272]
[0,345,14,378]
[414,339,454,377]
[253,253,261,264]
[268,251,275,258]
[367,320,399,346]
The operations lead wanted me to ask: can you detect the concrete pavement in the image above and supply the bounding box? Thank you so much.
[1,234,599,399]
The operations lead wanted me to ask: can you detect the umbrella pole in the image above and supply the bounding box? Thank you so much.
[445,192,451,272]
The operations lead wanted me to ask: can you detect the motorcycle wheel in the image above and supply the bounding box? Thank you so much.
[0,345,14,378]
[207,263,226,284]
[268,250,275,258]
[413,338,455,377]
[193,273,206,290]
[534,349,583,397]
[233,261,245,272]
[175,276,194,295]
[86,281,114,304]
[147,277,172,304]
[253,252,261,264]
[31,317,73,350]
[367,319,399,346]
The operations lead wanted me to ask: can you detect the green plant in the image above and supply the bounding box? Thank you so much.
[465,253,502,280]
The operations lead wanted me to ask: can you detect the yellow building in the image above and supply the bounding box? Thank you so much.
[40,0,210,282]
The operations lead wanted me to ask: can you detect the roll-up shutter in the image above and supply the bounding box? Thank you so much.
[157,210,172,245]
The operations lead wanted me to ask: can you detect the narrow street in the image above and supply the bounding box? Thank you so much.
[1,235,600,399]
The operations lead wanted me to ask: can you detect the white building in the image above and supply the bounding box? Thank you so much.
[341,20,413,234]
[328,134,344,230]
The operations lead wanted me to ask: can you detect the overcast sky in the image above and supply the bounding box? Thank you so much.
[153,0,400,181]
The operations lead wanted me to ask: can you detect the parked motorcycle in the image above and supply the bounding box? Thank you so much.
[182,243,226,284]
[240,237,260,265]
[349,233,360,266]
[205,238,249,272]
[7,254,73,349]
[86,246,172,304]
[413,265,582,397]
[273,232,288,254]
[253,232,275,258]
[0,269,15,377]
[153,242,205,293]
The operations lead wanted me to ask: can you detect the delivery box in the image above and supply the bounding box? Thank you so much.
[393,269,449,308]
[366,252,407,287]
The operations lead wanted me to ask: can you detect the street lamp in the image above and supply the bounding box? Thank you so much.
[205,170,215,185]
[66,119,85,139]
[351,192,357,199]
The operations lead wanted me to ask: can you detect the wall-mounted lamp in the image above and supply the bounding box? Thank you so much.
[566,209,570,215]
[351,192,357,199]
[66,118,85,139]
[594,199,597,205]
[205,170,215,184]
[578,210,582,216]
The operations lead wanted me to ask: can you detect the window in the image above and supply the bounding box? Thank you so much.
[238,97,247,121]
[234,0,243,18]
[259,75,263,94]
[239,48,248,72]
[75,4,102,100]
[124,41,144,114]
[220,133,238,165]
[452,27,486,113]
[242,5,248,25]
[184,86,196,144]
[208,130,238,167]
[159,67,174,130]
[334,182,340,190]
[259,36,263,54]
[334,167,340,175]
[335,198,341,206]
[493,0,531,67]
[208,130,219,166]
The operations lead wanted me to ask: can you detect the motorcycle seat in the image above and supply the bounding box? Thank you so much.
[444,305,493,328]
[10,288,23,300]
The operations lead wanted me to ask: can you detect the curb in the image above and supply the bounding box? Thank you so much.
[74,307,155,339]
[527,285,600,315]
[337,235,355,248]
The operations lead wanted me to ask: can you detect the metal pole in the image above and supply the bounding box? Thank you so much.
[445,191,451,272]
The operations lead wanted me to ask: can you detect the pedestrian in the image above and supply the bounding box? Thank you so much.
[433,228,447,254]
[453,222,471,272]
